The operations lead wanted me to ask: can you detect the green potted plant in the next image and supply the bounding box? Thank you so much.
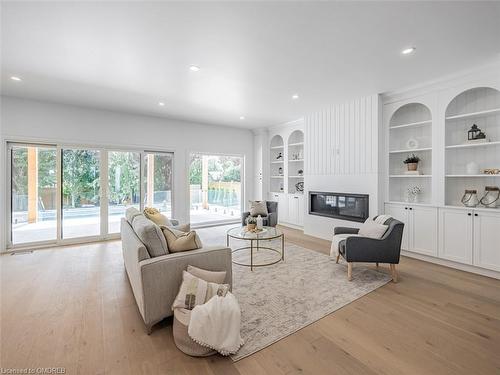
[246,216,257,231]
[403,154,420,172]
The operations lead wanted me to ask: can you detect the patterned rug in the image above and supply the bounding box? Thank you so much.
[230,241,391,361]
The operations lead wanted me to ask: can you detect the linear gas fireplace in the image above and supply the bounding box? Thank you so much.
[309,191,369,222]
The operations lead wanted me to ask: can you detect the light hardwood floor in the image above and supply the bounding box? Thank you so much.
[1,225,500,374]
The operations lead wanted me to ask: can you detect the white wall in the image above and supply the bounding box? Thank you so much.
[0,96,254,250]
[303,94,382,239]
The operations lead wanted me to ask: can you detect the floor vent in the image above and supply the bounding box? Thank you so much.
[11,250,34,255]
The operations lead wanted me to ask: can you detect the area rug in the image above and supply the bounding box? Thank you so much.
[230,242,391,361]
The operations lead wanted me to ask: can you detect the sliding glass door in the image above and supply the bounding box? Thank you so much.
[7,143,174,248]
[61,148,101,239]
[144,152,173,217]
[10,144,58,245]
[189,153,242,226]
[108,151,141,234]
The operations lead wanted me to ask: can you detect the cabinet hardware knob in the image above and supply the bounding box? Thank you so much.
[468,213,472,216]
[409,208,413,210]
[405,207,408,210]
[474,213,478,217]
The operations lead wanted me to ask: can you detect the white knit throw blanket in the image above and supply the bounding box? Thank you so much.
[188,292,244,356]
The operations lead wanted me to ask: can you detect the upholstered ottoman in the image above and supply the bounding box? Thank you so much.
[173,308,216,357]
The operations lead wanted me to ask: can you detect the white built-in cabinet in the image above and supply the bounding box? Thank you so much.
[384,67,500,277]
[439,207,500,272]
[385,203,437,257]
[287,194,305,226]
[438,207,474,264]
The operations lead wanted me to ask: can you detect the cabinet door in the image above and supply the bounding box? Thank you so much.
[287,195,298,224]
[410,206,438,256]
[473,211,500,272]
[438,208,473,265]
[385,204,409,250]
[277,194,288,224]
[297,195,305,226]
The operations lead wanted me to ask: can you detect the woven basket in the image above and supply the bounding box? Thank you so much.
[173,308,216,357]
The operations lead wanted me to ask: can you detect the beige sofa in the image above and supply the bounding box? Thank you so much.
[121,209,232,334]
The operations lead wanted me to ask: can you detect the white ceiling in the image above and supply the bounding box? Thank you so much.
[2,1,500,129]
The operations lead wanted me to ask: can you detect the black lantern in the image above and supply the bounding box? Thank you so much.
[468,124,486,141]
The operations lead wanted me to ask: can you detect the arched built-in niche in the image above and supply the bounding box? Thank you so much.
[287,130,304,194]
[270,135,284,193]
[388,102,433,204]
[444,87,500,206]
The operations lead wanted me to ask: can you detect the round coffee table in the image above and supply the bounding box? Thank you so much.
[226,226,284,271]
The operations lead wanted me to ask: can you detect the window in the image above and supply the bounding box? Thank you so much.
[10,144,57,245]
[7,143,174,248]
[189,153,242,225]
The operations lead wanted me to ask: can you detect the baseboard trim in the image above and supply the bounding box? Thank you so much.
[402,250,500,280]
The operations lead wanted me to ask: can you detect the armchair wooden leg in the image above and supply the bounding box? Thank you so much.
[347,263,353,281]
[390,264,398,283]
[376,262,379,267]
[336,254,340,264]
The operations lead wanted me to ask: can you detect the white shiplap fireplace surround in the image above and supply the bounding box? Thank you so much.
[254,61,500,279]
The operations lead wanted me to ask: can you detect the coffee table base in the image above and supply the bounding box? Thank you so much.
[227,235,285,271]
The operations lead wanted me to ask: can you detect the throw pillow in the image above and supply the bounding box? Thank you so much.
[249,200,268,217]
[172,271,208,310]
[172,271,229,310]
[187,265,226,284]
[161,226,203,253]
[144,207,172,226]
[174,223,191,232]
[358,218,388,239]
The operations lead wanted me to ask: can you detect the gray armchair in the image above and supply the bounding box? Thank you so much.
[334,217,404,282]
[241,201,278,227]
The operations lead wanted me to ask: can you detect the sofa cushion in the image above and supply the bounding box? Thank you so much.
[132,215,169,257]
[162,226,203,253]
[187,265,226,284]
[125,207,142,224]
[249,200,268,217]
[144,207,172,226]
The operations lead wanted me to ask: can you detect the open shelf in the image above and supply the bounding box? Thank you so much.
[445,87,500,206]
[445,140,500,149]
[389,120,432,130]
[270,135,285,193]
[389,147,432,154]
[389,175,431,178]
[445,107,500,120]
[446,174,500,178]
[288,130,304,194]
[388,102,432,203]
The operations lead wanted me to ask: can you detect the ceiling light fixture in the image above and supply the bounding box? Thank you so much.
[240,116,245,120]
[158,102,165,106]
[10,76,22,81]
[189,65,200,72]
[292,94,299,100]
[401,47,416,55]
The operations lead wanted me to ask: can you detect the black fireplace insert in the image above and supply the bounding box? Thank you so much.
[308,191,369,222]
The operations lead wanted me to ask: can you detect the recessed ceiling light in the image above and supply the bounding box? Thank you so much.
[292,94,299,100]
[189,65,200,72]
[401,47,416,55]
[10,76,22,81]
[240,116,245,120]
[158,102,165,106]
